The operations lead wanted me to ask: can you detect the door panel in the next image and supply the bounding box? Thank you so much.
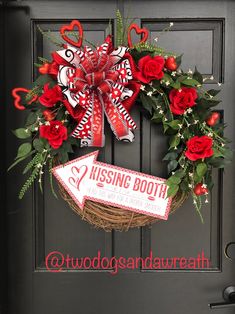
[5,1,235,314]
[34,20,114,270]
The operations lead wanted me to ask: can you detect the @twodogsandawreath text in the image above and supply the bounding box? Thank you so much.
[45,250,210,274]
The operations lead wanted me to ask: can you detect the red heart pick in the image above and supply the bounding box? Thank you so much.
[12,87,38,110]
[60,20,83,48]
[165,56,178,71]
[39,63,50,75]
[206,112,220,126]
[194,183,208,196]
[127,23,149,48]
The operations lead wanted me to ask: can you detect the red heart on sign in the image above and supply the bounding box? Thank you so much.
[68,165,88,191]
[12,87,38,110]
[60,20,83,48]
[127,23,149,48]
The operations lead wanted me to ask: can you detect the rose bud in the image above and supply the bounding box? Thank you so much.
[165,56,178,71]
[43,110,56,121]
[206,112,220,126]
[194,183,208,196]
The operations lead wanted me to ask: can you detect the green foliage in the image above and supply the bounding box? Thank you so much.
[23,152,42,174]
[167,160,178,174]
[16,143,32,159]
[33,138,47,152]
[193,67,203,84]
[49,158,58,198]
[116,10,124,46]
[196,162,207,178]
[25,86,42,102]
[13,128,31,139]
[7,150,36,172]
[37,25,63,48]
[139,92,156,114]
[18,166,40,199]
[181,78,200,87]
[167,183,179,198]
[169,135,180,149]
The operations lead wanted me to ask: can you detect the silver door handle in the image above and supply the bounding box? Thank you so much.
[209,286,235,309]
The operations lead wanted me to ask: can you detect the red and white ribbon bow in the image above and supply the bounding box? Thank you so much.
[56,36,139,147]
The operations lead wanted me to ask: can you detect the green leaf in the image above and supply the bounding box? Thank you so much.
[167,119,181,130]
[223,148,233,160]
[207,89,220,97]
[167,160,178,174]
[166,175,181,185]
[196,162,208,178]
[213,148,224,158]
[167,184,179,198]
[25,111,39,126]
[58,150,69,164]
[208,157,231,168]
[169,135,180,149]
[175,54,183,67]
[174,169,186,178]
[151,111,162,123]
[197,98,221,109]
[180,179,189,191]
[193,67,203,85]
[170,81,181,89]
[140,93,155,114]
[33,138,46,152]
[16,143,32,159]
[163,151,178,161]
[152,80,160,90]
[181,78,200,86]
[177,75,188,83]
[13,128,31,139]
[32,74,53,87]
[34,62,43,67]
[162,73,173,83]
[61,141,74,153]
[163,122,169,133]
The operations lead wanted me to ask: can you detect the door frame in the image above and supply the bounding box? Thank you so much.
[1,2,7,314]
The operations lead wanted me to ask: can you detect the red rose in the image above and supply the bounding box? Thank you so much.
[48,61,59,77]
[169,87,198,115]
[39,84,63,108]
[39,120,67,149]
[135,55,165,83]
[185,136,213,161]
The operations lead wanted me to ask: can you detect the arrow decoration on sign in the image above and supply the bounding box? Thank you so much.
[52,151,172,220]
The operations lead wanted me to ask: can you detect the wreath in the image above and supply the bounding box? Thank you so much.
[9,12,232,231]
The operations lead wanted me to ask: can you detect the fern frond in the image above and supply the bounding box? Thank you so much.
[49,158,58,198]
[38,56,50,63]
[37,25,63,48]
[116,10,124,46]
[19,166,40,199]
[23,152,41,174]
[25,85,42,101]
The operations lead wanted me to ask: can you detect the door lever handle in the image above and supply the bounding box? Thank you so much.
[209,286,235,309]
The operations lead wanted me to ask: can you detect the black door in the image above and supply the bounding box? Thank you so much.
[3,1,235,313]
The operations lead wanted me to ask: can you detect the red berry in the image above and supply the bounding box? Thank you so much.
[43,110,56,121]
[194,183,208,196]
[206,112,220,126]
[165,56,178,71]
